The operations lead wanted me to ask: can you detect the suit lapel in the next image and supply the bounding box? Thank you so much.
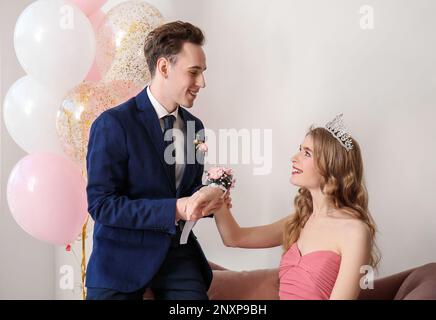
[177,107,201,196]
[135,87,176,193]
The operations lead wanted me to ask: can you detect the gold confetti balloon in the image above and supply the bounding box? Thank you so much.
[56,81,142,166]
[95,0,165,86]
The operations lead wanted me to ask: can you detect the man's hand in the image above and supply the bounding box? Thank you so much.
[198,185,224,201]
[177,186,223,221]
[198,186,232,216]
[176,186,232,222]
[189,186,224,219]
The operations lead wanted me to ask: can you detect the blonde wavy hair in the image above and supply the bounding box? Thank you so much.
[283,126,380,269]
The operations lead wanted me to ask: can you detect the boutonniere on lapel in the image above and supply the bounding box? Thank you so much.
[193,133,208,153]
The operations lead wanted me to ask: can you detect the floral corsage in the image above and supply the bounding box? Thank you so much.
[205,167,236,193]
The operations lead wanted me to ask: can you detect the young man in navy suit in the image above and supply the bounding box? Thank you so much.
[85,21,225,300]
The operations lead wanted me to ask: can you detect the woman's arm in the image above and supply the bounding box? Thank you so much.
[329,221,371,300]
[213,204,288,249]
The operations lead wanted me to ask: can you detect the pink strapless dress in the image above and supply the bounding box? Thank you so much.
[279,242,341,300]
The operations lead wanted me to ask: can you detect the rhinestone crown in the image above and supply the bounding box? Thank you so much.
[325,114,354,151]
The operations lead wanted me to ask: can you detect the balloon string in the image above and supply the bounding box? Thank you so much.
[81,216,88,300]
[80,163,88,300]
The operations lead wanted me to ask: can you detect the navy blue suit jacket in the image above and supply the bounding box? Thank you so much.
[85,87,212,292]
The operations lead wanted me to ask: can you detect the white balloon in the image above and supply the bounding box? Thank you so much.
[14,0,96,94]
[3,76,64,155]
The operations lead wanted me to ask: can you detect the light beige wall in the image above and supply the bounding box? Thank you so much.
[193,0,436,278]
[157,0,436,277]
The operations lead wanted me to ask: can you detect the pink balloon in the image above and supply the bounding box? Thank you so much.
[95,12,115,80]
[68,0,107,16]
[85,9,106,82]
[7,153,88,245]
[89,9,106,31]
[85,60,102,82]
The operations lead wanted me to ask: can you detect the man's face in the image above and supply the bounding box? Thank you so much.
[166,42,206,108]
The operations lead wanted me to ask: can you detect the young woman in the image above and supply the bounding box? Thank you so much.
[211,115,380,300]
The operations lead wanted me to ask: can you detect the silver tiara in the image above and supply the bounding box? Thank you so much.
[325,114,354,151]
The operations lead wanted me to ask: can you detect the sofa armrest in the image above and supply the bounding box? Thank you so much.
[207,268,280,300]
[358,267,415,300]
[394,263,436,300]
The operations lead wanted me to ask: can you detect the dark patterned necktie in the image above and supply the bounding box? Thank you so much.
[162,115,176,177]
[163,115,185,232]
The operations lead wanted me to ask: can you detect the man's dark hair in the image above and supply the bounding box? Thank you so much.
[144,21,205,77]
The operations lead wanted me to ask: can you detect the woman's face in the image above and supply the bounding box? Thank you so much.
[290,135,322,189]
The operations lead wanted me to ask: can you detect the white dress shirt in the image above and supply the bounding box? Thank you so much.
[147,86,185,190]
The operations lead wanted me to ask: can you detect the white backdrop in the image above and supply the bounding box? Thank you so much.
[1,0,435,299]
[142,0,436,277]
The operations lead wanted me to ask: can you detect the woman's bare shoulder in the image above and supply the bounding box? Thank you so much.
[329,210,370,242]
